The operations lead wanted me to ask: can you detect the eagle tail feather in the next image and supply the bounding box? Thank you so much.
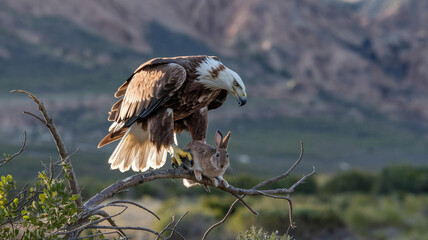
[108,123,168,172]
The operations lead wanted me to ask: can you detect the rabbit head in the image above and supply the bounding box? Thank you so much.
[212,130,231,172]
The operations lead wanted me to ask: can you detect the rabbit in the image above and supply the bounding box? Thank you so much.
[182,130,231,188]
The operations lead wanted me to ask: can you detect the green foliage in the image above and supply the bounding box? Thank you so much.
[376,164,428,194]
[341,194,428,239]
[200,195,235,219]
[237,226,289,240]
[0,170,79,239]
[322,169,376,194]
[0,174,18,225]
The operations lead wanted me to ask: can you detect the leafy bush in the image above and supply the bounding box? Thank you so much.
[375,164,428,194]
[227,174,263,189]
[0,171,79,239]
[237,226,289,240]
[322,170,376,194]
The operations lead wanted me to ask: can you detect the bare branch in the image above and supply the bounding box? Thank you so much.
[56,205,129,237]
[253,141,305,190]
[71,231,120,240]
[156,212,188,240]
[84,152,313,213]
[23,111,46,125]
[255,191,294,229]
[84,225,164,239]
[11,90,82,207]
[93,210,127,238]
[202,198,239,240]
[0,132,28,167]
[230,192,258,216]
[107,200,160,220]
[202,142,310,239]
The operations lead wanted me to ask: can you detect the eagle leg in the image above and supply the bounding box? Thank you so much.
[171,145,193,168]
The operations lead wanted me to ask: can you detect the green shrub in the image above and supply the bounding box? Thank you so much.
[227,174,263,189]
[237,226,289,240]
[375,165,428,194]
[0,171,79,239]
[322,170,376,194]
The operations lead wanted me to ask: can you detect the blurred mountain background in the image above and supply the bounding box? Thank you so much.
[1,0,428,239]
[1,0,427,174]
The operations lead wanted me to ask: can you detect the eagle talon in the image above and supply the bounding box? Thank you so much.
[180,163,190,170]
[189,159,194,167]
[172,163,178,169]
[171,145,193,168]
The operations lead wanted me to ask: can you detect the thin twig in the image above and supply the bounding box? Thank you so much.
[0,132,28,167]
[12,90,82,207]
[255,191,294,229]
[56,204,129,236]
[230,192,258,216]
[94,210,127,238]
[107,200,160,220]
[156,216,176,240]
[85,225,164,239]
[202,198,239,240]
[156,211,188,240]
[70,231,120,240]
[163,228,185,240]
[23,111,46,124]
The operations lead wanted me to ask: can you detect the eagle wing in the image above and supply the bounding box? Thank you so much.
[98,62,186,147]
[208,90,228,110]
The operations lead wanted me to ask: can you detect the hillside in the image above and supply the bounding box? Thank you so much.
[1,0,428,176]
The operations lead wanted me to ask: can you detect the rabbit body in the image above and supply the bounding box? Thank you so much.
[183,131,231,187]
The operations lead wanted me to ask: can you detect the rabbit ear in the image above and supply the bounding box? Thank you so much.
[220,131,231,148]
[215,130,223,147]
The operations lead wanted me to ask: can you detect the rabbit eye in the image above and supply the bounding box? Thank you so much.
[226,154,229,158]
[215,152,220,158]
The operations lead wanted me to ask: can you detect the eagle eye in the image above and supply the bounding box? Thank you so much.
[233,80,239,87]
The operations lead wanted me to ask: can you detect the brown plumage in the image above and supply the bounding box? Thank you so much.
[99,55,247,172]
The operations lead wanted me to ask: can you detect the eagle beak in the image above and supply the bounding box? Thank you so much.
[238,95,247,106]
[233,91,247,106]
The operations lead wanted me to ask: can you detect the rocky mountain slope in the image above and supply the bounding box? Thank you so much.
[2,0,427,126]
[2,0,428,174]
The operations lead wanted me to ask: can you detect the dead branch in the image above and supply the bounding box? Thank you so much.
[156,212,188,240]
[83,166,313,212]
[71,231,119,240]
[0,132,28,167]
[93,209,127,238]
[202,142,312,240]
[11,90,82,207]
[230,192,258,216]
[82,225,164,239]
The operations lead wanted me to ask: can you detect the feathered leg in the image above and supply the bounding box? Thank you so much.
[147,107,191,168]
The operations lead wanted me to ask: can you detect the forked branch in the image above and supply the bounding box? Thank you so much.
[202,142,311,240]
[11,90,82,207]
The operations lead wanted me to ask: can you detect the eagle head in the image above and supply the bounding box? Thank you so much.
[196,58,247,106]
